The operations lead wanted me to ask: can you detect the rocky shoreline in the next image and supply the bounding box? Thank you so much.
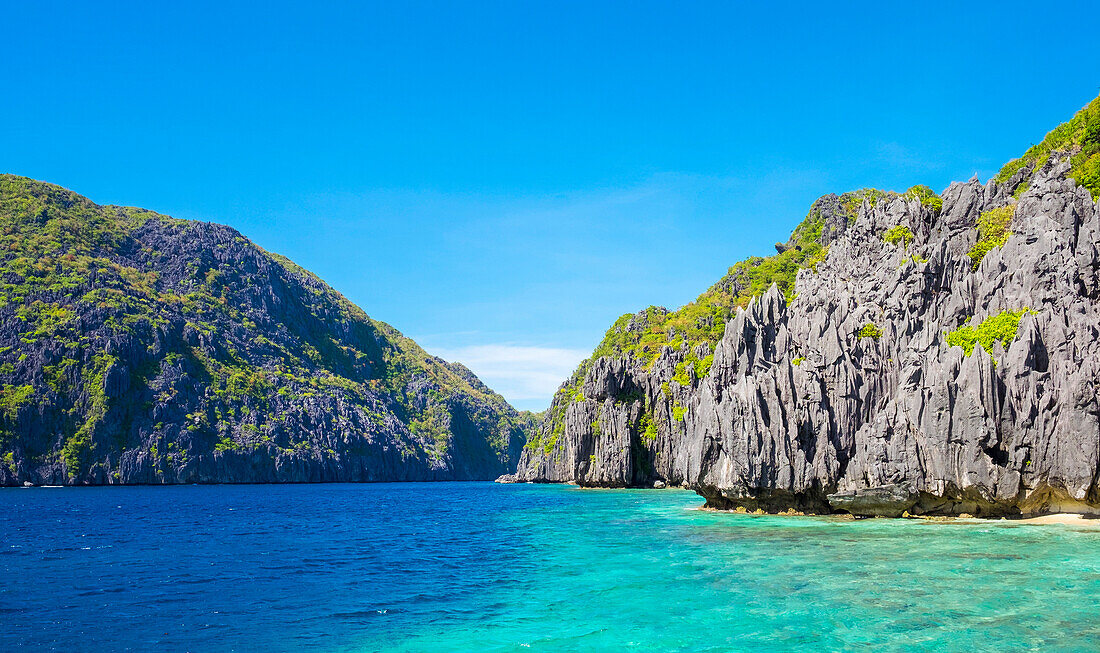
[510,94,1100,520]
[498,475,1100,520]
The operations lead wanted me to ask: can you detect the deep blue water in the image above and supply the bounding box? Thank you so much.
[4,483,1100,651]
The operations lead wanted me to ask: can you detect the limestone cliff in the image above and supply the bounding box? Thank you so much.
[0,175,532,485]
[510,94,1100,517]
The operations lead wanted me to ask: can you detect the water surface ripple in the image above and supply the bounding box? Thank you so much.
[3,483,1099,651]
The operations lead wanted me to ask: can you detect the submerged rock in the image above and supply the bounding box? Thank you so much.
[826,485,917,518]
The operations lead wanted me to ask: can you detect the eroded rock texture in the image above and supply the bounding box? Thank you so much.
[513,158,1100,517]
[0,176,531,485]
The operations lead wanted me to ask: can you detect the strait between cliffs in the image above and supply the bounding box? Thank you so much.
[4,94,1100,517]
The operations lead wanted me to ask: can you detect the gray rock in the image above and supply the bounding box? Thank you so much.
[0,176,532,486]
[516,155,1100,517]
[827,484,917,517]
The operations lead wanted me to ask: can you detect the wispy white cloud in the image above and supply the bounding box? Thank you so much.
[425,343,589,411]
[289,168,831,411]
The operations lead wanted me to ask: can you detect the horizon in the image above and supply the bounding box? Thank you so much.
[3,1,1100,410]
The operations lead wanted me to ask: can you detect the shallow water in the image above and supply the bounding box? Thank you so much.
[3,482,1099,651]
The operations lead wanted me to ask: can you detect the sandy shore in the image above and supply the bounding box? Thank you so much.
[1007,513,1100,525]
[912,513,1100,526]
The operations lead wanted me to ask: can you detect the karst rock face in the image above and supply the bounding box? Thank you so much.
[0,175,532,485]
[512,155,1100,517]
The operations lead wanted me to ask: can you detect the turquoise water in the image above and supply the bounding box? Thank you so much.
[3,483,1100,651]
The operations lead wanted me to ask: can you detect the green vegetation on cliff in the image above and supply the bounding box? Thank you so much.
[945,309,1036,357]
[0,175,528,484]
[857,323,883,340]
[968,205,1015,270]
[883,225,914,249]
[840,188,893,220]
[540,183,947,426]
[570,183,947,384]
[587,207,832,374]
[902,185,943,213]
[995,94,1100,199]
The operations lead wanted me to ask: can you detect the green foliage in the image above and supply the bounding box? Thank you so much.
[0,384,34,420]
[16,301,76,343]
[672,352,715,386]
[214,436,239,453]
[857,323,883,340]
[727,243,822,302]
[525,371,584,455]
[882,225,914,249]
[578,206,835,380]
[61,352,115,478]
[994,93,1100,199]
[526,417,564,456]
[60,430,91,478]
[945,309,1037,357]
[902,185,943,212]
[791,356,805,366]
[672,404,686,423]
[968,205,1015,270]
[638,411,658,444]
[840,188,895,222]
[672,361,692,386]
[213,365,274,405]
[408,402,452,461]
[44,358,77,393]
[0,174,530,477]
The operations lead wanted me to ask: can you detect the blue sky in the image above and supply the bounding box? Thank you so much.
[3,1,1099,410]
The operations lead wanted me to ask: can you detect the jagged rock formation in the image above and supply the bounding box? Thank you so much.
[510,94,1100,517]
[0,175,532,485]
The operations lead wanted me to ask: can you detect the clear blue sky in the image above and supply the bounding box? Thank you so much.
[3,1,1099,410]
